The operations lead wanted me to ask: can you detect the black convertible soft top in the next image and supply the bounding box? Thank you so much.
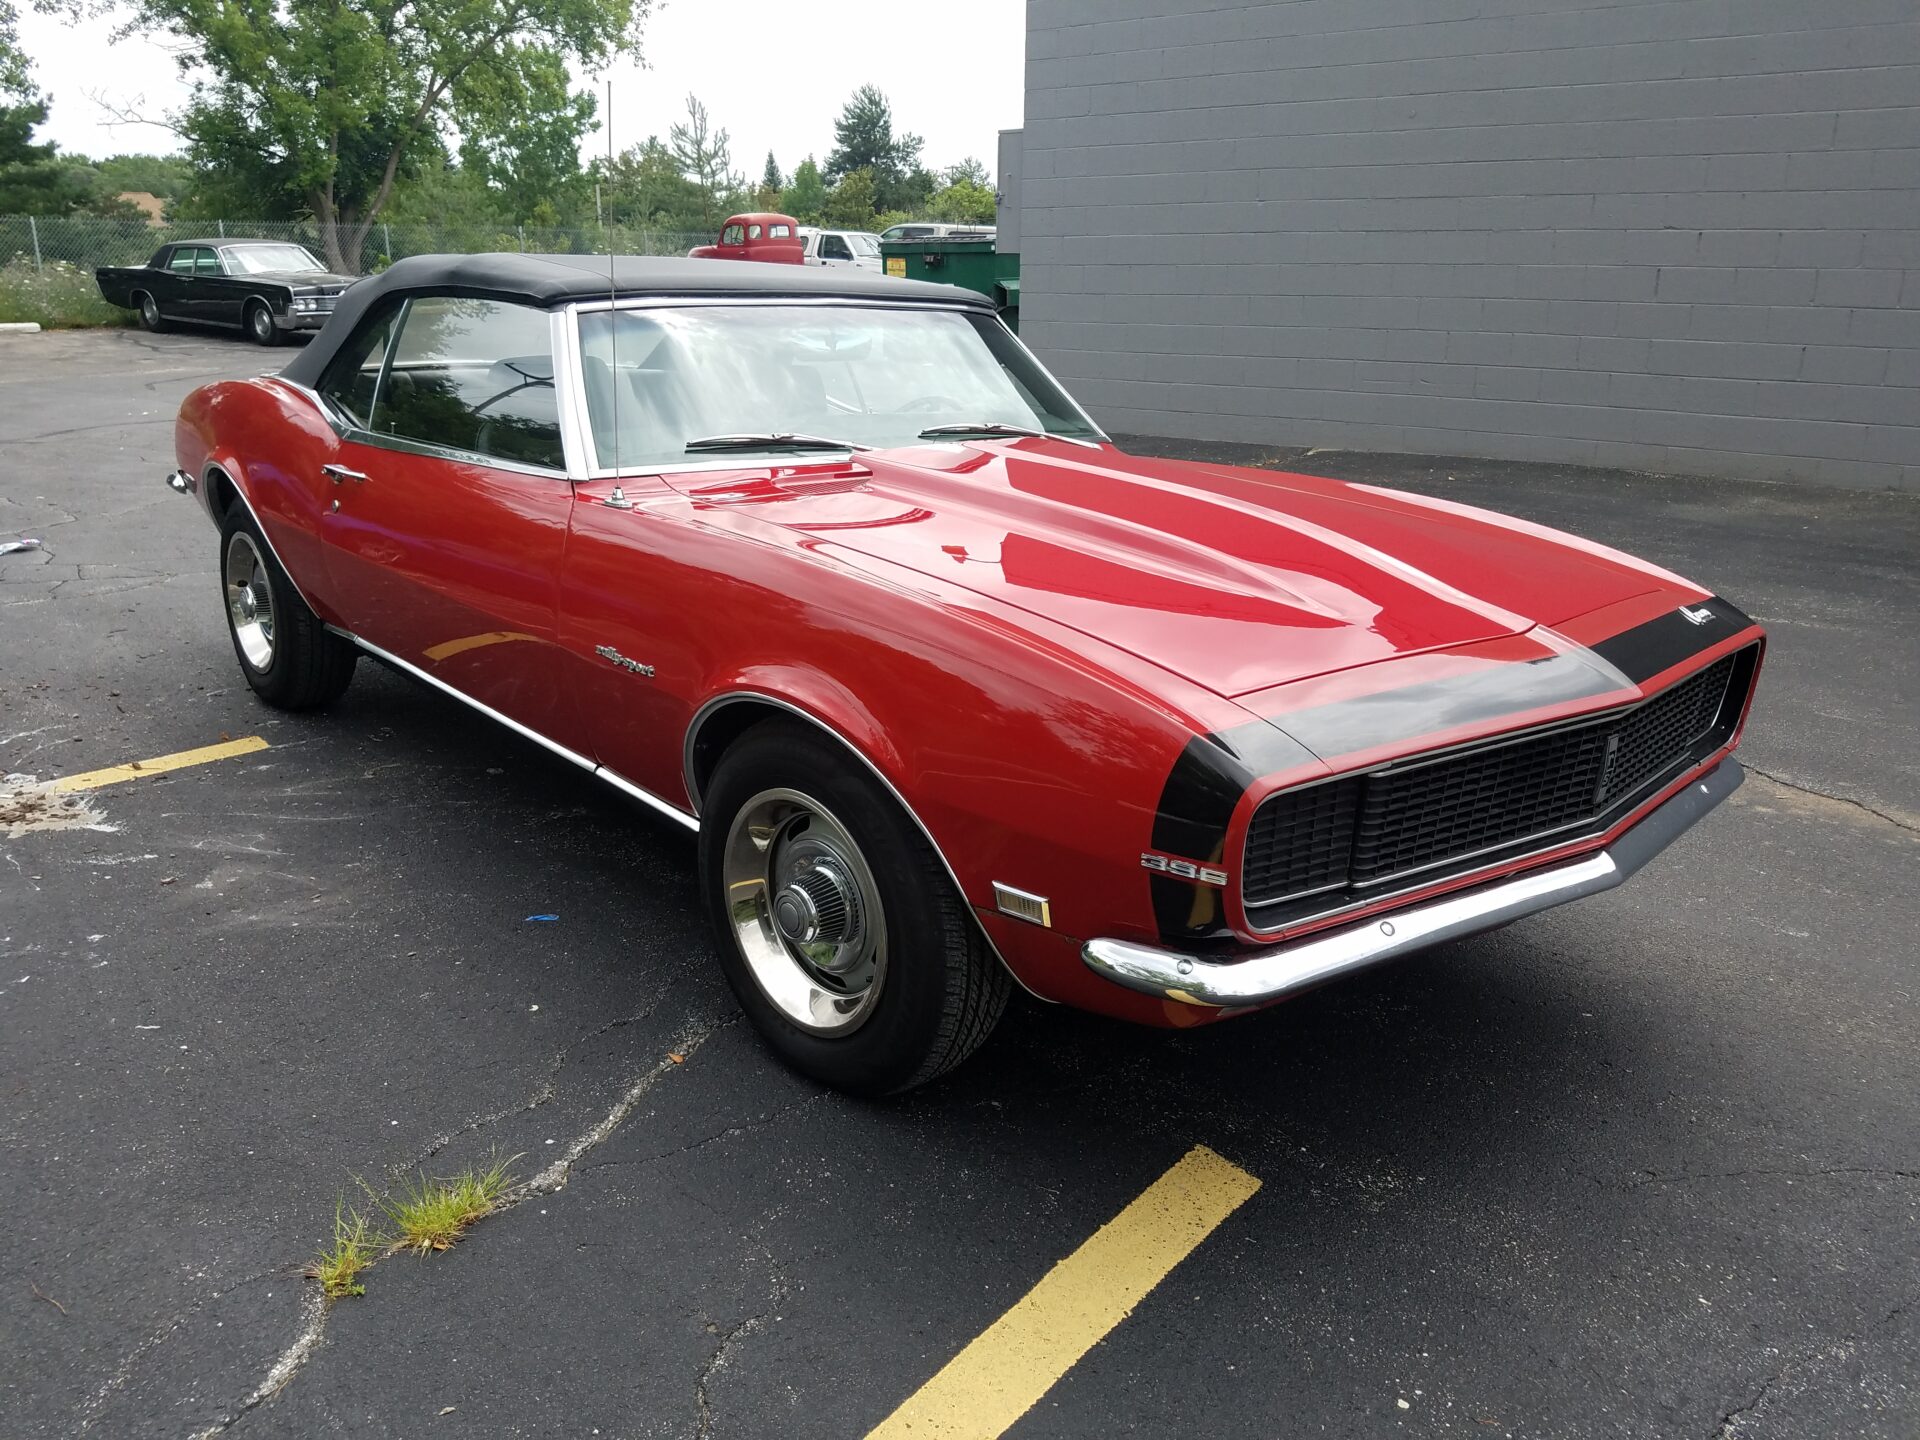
[279,253,992,387]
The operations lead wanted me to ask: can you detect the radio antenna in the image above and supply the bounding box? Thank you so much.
[606,77,621,483]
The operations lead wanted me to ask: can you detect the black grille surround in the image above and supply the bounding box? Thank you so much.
[1242,645,1758,931]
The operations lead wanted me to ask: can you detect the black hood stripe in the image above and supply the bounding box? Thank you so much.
[1589,596,1755,683]
[1264,649,1625,763]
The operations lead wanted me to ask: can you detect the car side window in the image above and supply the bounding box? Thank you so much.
[372,296,564,471]
[197,250,225,276]
[316,301,402,430]
[822,234,852,261]
[168,248,198,274]
[722,224,745,246]
[769,223,791,238]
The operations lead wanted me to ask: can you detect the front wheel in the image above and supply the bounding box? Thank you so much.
[219,509,356,709]
[699,719,1010,1095]
[246,301,283,347]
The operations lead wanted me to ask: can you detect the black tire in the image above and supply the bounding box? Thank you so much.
[699,719,1010,1095]
[135,292,168,333]
[246,300,283,347]
[218,506,356,709]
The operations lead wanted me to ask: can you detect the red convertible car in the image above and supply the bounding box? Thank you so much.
[166,254,1764,1093]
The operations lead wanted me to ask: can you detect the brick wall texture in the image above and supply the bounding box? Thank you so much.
[1018,0,1920,489]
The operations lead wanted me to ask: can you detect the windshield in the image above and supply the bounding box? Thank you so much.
[849,233,881,257]
[224,244,326,275]
[577,304,1102,471]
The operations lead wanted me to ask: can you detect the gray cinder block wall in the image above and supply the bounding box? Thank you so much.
[1018,0,1920,489]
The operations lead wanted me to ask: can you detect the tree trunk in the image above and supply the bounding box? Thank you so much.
[310,189,351,274]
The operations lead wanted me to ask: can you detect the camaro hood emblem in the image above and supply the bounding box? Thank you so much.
[1679,605,1715,625]
[595,645,655,677]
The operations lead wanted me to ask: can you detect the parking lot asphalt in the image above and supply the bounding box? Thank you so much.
[3,328,1916,1440]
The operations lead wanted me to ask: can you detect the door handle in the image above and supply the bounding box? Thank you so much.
[321,464,368,484]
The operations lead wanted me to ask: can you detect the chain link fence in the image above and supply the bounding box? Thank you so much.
[0,214,709,274]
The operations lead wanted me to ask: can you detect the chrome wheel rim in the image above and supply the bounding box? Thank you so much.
[224,532,275,671]
[722,788,886,1035]
[140,296,157,327]
[250,307,272,341]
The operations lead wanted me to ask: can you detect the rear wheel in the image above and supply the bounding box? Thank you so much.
[219,508,356,709]
[699,719,1009,1095]
[136,292,168,332]
[246,300,282,347]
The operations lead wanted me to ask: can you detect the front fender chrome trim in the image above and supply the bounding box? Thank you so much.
[1085,759,1744,1008]
[683,690,1049,1002]
[342,631,699,833]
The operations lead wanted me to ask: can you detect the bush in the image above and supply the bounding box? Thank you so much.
[0,259,134,328]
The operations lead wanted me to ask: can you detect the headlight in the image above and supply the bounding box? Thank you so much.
[292,296,318,312]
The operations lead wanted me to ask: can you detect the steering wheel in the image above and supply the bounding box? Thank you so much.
[899,395,966,414]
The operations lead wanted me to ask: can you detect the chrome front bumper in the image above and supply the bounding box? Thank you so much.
[1083,758,1744,1008]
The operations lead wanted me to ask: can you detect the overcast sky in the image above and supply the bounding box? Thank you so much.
[15,0,1027,180]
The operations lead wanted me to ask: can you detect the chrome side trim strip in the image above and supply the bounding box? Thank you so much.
[682,690,1048,1001]
[343,631,699,833]
[1088,759,1744,1008]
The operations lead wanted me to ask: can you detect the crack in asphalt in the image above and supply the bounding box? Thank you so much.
[1744,766,1920,837]
[584,1091,829,1174]
[169,1014,729,1434]
[77,1265,285,1433]
[186,1291,328,1439]
[403,986,680,1171]
[1631,1165,1920,1189]
[694,1237,792,1440]
[1709,1302,1908,1439]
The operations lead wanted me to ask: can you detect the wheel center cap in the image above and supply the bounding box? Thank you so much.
[772,885,819,943]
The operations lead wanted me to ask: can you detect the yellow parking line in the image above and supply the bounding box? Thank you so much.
[50,736,269,792]
[865,1145,1261,1440]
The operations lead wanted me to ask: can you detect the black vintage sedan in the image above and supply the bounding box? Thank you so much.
[96,240,359,346]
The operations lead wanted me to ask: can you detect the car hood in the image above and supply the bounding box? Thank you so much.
[669,441,1691,697]
[247,269,357,290]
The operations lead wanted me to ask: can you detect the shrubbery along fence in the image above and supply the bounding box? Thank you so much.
[0,215,709,276]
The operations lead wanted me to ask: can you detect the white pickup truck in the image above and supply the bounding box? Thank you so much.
[797,227,884,272]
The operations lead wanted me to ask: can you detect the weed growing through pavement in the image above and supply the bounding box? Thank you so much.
[364,1153,521,1256]
[303,1200,380,1299]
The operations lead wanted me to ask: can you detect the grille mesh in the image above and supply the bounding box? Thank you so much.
[1244,652,1740,910]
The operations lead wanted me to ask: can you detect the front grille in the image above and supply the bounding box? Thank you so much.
[1243,648,1750,921]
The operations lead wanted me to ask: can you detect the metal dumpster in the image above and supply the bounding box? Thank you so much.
[880,236,1020,333]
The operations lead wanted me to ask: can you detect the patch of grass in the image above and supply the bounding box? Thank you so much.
[368,1153,520,1256]
[303,1200,381,1299]
[0,260,136,328]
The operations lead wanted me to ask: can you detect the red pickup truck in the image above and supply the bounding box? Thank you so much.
[687,213,804,264]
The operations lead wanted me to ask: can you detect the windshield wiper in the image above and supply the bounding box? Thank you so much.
[915,422,1104,449]
[684,432,870,454]
[916,421,1048,441]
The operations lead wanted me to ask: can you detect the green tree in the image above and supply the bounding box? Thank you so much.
[1,0,30,99]
[457,51,596,226]
[820,166,876,230]
[94,151,195,201]
[780,155,825,224]
[824,84,925,211]
[0,98,96,213]
[58,0,653,271]
[760,150,781,192]
[929,177,995,224]
[667,93,739,229]
[598,134,707,230]
[943,156,990,188]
